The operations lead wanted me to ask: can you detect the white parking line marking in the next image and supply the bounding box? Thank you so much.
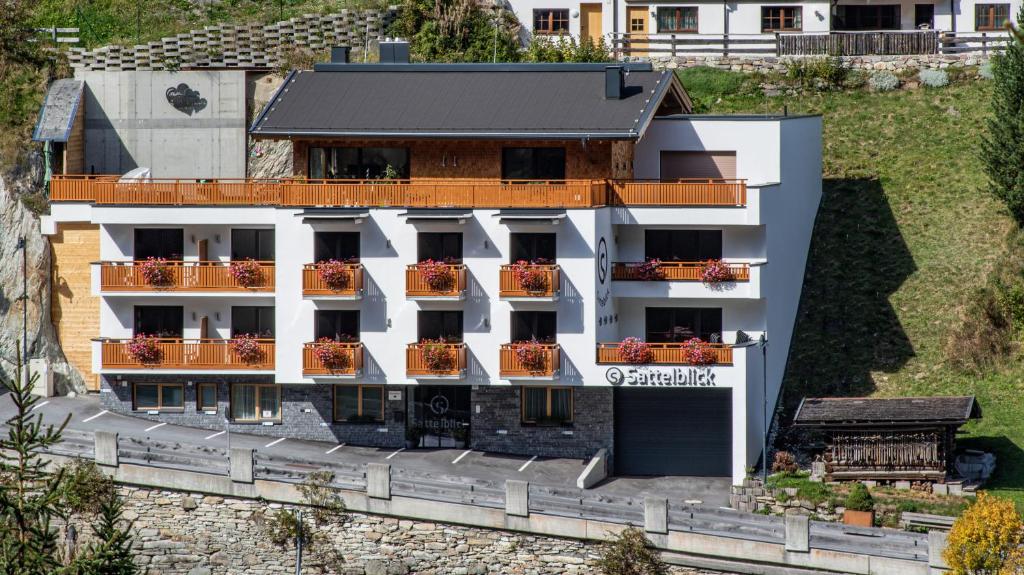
[385,448,405,460]
[326,443,346,454]
[452,450,472,464]
[31,401,50,411]
[518,455,538,472]
[265,437,286,448]
[144,422,166,432]
[82,410,108,423]
[204,431,226,440]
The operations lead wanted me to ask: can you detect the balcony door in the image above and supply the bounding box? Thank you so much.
[501,147,566,181]
[511,311,557,343]
[133,306,183,338]
[231,306,275,338]
[645,307,722,343]
[418,311,463,342]
[314,231,360,262]
[417,232,463,263]
[645,230,722,261]
[134,229,183,260]
[834,5,901,30]
[315,310,360,341]
[510,233,556,263]
[231,229,275,261]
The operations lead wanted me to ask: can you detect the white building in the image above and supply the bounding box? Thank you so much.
[41,53,821,483]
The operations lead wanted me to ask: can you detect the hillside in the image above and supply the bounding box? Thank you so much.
[678,68,1024,505]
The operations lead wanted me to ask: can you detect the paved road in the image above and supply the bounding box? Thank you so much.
[2,393,731,506]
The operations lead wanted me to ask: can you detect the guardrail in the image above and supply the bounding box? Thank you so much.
[99,260,275,292]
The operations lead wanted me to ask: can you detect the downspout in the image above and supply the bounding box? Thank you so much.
[613,0,619,56]
[723,0,730,57]
[950,0,956,33]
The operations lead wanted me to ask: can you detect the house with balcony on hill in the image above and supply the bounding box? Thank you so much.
[40,42,821,483]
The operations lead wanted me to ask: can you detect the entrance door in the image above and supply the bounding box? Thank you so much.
[414,385,471,448]
[627,6,649,56]
[914,4,935,28]
[580,3,603,45]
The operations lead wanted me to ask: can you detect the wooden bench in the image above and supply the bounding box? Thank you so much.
[900,512,956,531]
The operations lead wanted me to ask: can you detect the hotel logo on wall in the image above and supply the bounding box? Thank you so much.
[606,366,717,387]
[166,83,207,116]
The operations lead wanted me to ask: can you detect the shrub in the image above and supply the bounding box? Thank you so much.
[618,337,653,364]
[635,258,664,281]
[980,61,995,80]
[919,68,949,88]
[981,20,1024,225]
[228,258,263,288]
[844,483,875,512]
[390,0,521,63]
[523,34,611,63]
[297,470,346,524]
[701,259,735,283]
[869,70,900,92]
[139,257,174,287]
[787,57,848,89]
[418,259,455,292]
[231,334,263,364]
[511,260,549,292]
[317,259,353,291]
[60,458,117,517]
[514,338,548,372]
[420,339,454,372]
[125,334,161,364]
[682,338,716,365]
[595,526,667,575]
[944,492,1024,575]
[313,338,353,371]
[771,451,799,474]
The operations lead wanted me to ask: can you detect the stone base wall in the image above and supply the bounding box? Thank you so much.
[651,53,991,74]
[89,486,707,575]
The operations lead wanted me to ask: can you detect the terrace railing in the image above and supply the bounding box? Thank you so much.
[99,261,275,292]
[302,262,364,297]
[612,261,750,281]
[101,338,275,370]
[302,342,364,376]
[596,342,733,365]
[499,343,561,378]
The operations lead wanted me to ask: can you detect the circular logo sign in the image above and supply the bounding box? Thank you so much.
[429,394,450,415]
[597,237,608,285]
[606,367,625,386]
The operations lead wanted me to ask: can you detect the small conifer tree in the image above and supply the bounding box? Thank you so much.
[981,8,1024,225]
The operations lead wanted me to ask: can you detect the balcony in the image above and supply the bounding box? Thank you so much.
[302,341,364,377]
[51,176,747,208]
[612,261,750,282]
[100,338,275,371]
[499,343,560,380]
[99,261,275,293]
[596,342,733,365]
[498,265,560,301]
[302,263,364,299]
[611,261,757,299]
[406,264,467,300]
[406,342,467,379]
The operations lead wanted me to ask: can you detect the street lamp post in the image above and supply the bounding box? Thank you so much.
[759,333,768,483]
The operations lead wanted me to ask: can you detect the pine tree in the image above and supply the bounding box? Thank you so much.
[981,7,1024,225]
[0,347,72,574]
[70,495,138,575]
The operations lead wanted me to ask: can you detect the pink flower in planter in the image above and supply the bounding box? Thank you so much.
[618,337,653,364]
[514,338,548,372]
[317,259,353,291]
[635,258,664,281]
[511,260,549,293]
[139,257,174,287]
[701,259,735,284]
[126,334,162,364]
[420,338,454,372]
[682,338,717,365]
[231,334,264,363]
[418,259,455,292]
[229,258,263,288]
[313,337,353,371]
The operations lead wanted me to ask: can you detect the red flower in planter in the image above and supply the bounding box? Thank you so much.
[682,338,717,365]
[635,258,664,281]
[231,334,264,363]
[618,337,653,364]
[139,257,174,287]
[511,260,549,293]
[126,334,161,364]
[229,258,263,288]
[313,338,353,371]
[418,259,454,292]
[514,338,548,372]
[701,259,735,284]
[420,338,454,372]
[317,259,354,291]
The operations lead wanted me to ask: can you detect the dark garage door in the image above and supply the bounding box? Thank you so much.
[614,388,732,476]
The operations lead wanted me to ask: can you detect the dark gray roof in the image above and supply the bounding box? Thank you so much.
[33,79,84,142]
[793,396,981,427]
[251,63,686,139]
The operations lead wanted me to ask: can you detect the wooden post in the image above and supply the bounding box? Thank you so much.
[671,34,677,57]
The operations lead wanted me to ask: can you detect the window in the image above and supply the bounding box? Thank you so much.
[315,310,360,341]
[418,311,463,342]
[134,229,184,260]
[533,9,569,34]
[417,232,463,263]
[646,307,722,343]
[231,229,275,261]
[511,311,557,343]
[522,387,573,424]
[333,385,385,423]
[308,147,409,179]
[630,16,646,32]
[510,233,556,263]
[134,383,184,411]
[197,383,218,411]
[833,5,900,30]
[230,384,281,422]
[133,306,183,338]
[231,306,275,338]
[761,6,803,31]
[657,7,698,32]
[501,147,566,181]
[645,230,722,261]
[976,3,1010,30]
[314,231,360,262]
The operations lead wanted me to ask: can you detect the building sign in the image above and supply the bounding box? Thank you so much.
[166,83,207,116]
[606,365,717,387]
[388,390,403,401]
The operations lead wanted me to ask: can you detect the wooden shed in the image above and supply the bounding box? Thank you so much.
[793,396,981,482]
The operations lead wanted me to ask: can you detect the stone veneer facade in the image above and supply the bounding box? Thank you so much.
[79,486,712,575]
[649,53,991,74]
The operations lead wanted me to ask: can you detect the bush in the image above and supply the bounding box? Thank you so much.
[61,458,117,516]
[919,69,949,88]
[869,70,900,92]
[980,62,995,79]
[844,483,874,512]
[787,57,848,89]
[771,451,799,474]
[389,0,520,63]
[596,526,667,575]
[523,35,611,63]
[944,492,1024,575]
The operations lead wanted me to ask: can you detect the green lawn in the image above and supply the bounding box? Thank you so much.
[676,68,1024,507]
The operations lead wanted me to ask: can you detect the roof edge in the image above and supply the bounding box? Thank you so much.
[250,129,639,140]
[250,69,298,133]
[310,62,655,73]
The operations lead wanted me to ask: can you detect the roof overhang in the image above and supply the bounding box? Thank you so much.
[296,208,370,223]
[399,209,473,224]
[493,209,566,225]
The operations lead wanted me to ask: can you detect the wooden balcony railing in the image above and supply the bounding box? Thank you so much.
[596,342,733,365]
[612,261,750,282]
[101,338,275,370]
[99,261,275,291]
[406,342,467,377]
[406,264,467,298]
[51,176,748,208]
[499,343,560,378]
[302,263,364,297]
[498,264,560,298]
[302,342,364,376]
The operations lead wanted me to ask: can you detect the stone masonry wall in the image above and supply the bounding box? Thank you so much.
[650,53,992,74]
[89,486,713,575]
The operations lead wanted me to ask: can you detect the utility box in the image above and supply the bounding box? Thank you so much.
[29,359,54,397]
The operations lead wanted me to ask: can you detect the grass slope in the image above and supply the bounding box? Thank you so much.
[677,68,1024,506]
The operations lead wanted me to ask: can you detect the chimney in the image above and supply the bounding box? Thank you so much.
[605,65,625,99]
[379,38,410,64]
[331,46,350,64]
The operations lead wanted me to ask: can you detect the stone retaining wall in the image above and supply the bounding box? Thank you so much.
[650,54,992,74]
